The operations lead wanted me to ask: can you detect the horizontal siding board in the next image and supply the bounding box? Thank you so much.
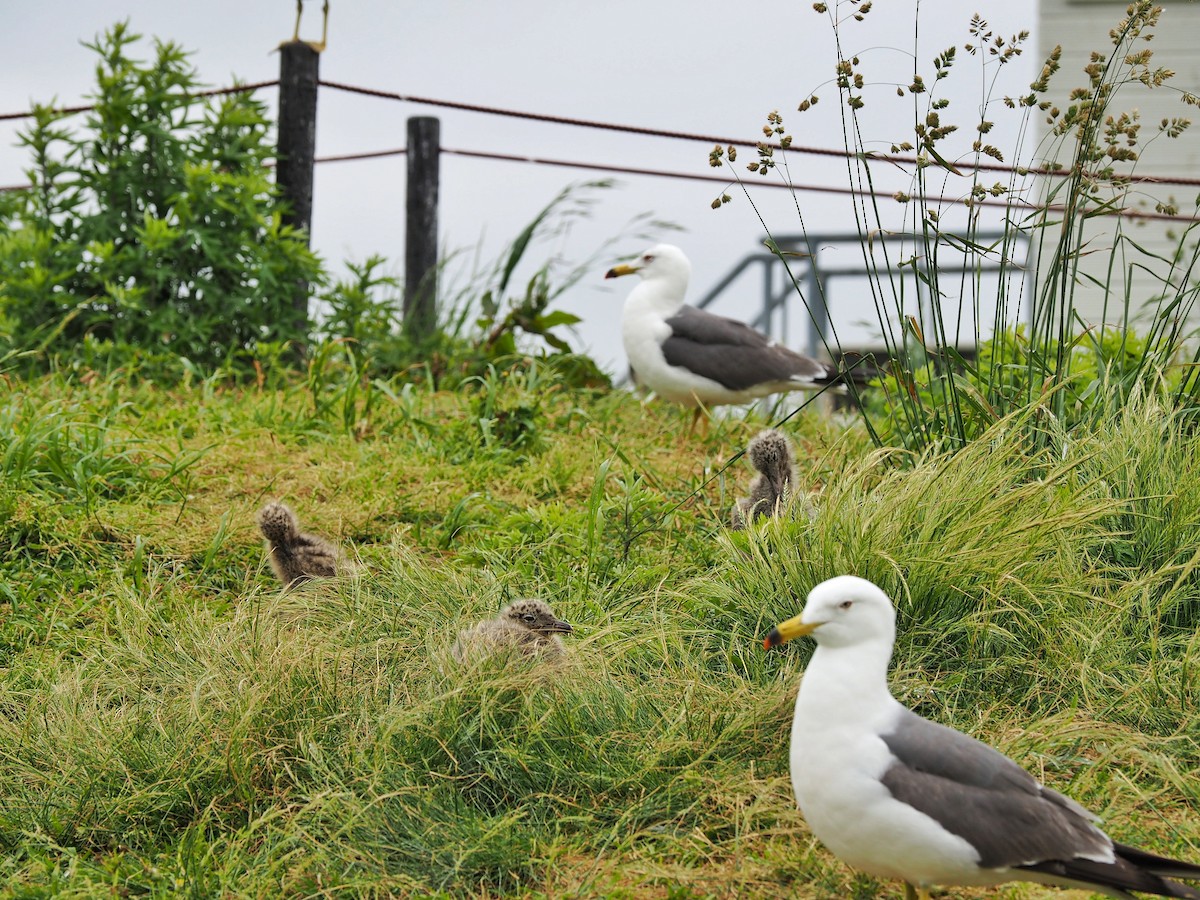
[1033,0,1200,327]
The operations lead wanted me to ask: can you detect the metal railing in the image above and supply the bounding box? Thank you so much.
[693,231,1030,358]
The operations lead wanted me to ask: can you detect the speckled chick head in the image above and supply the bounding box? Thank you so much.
[257,501,338,586]
[501,598,573,635]
[730,429,798,529]
[747,429,795,495]
[258,501,299,545]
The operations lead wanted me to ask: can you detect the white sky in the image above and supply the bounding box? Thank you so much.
[1,0,1043,373]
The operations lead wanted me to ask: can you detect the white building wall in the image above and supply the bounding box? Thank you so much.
[1035,0,1200,329]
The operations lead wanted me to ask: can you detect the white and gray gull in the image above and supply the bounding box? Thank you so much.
[605,244,840,429]
[763,575,1200,900]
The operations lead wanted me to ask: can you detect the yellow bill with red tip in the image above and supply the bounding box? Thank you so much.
[762,613,820,650]
[604,263,638,279]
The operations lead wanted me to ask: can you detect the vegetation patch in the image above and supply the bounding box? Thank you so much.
[0,374,1196,898]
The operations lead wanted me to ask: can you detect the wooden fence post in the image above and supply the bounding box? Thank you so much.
[276,41,320,339]
[405,116,440,340]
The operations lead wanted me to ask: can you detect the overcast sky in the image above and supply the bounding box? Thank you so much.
[2,0,1044,373]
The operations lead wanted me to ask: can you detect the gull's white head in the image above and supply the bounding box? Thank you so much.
[604,244,691,289]
[764,575,897,651]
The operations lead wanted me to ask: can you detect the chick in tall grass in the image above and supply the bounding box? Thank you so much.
[452,599,574,662]
[731,428,797,528]
[257,501,339,587]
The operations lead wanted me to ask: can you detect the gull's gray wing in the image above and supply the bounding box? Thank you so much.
[881,709,1200,897]
[878,708,1109,869]
[660,305,835,392]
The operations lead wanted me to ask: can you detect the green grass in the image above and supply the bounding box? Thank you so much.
[0,364,1197,898]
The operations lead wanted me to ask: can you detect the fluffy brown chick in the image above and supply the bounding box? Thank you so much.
[452,598,574,663]
[257,501,339,587]
[731,429,797,529]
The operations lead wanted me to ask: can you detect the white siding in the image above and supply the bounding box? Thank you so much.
[1036,0,1200,327]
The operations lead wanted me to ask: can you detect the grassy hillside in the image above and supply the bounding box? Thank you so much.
[0,361,1197,898]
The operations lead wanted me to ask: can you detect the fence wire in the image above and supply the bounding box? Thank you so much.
[2,76,1199,223]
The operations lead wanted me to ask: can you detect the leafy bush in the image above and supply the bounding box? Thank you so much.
[0,23,627,388]
[0,22,322,374]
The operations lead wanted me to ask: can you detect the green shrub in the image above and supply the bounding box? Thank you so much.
[0,22,322,374]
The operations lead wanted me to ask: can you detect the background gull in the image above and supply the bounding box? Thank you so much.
[763,575,1200,900]
[605,244,841,432]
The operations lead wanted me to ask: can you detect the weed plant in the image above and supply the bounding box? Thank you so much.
[712,1,1200,451]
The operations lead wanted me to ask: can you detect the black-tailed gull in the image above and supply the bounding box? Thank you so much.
[452,599,574,662]
[604,244,839,430]
[763,575,1200,899]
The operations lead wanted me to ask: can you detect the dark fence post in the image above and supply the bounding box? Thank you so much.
[405,116,440,340]
[276,41,320,340]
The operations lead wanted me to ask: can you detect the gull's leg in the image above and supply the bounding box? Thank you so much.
[903,883,931,900]
[687,407,702,436]
[320,1,329,49]
[292,0,303,42]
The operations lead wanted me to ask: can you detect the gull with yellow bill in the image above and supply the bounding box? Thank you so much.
[763,575,1200,899]
[605,244,841,432]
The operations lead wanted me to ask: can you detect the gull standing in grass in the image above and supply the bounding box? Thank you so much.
[452,599,574,662]
[257,501,339,588]
[731,428,797,528]
[763,575,1200,899]
[604,244,840,433]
